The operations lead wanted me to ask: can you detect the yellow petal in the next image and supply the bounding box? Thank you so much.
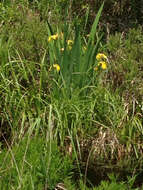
[48,36,52,42]
[96,53,107,61]
[100,61,107,69]
[53,64,60,72]
[48,33,59,42]
[67,40,73,46]
[52,33,58,40]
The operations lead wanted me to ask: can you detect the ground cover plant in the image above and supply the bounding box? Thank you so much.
[0,0,143,189]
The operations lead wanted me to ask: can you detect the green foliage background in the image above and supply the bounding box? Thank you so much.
[0,0,143,189]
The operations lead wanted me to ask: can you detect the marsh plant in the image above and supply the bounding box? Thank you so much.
[47,3,108,100]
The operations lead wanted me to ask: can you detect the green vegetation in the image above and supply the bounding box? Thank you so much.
[0,0,143,189]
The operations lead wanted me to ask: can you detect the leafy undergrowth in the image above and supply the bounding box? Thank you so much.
[0,1,143,189]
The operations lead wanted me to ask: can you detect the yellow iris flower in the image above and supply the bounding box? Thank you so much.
[96,53,107,61]
[100,61,107,70]
[94,53,108,71]
[48,33,59,42]
[94,61,107,71]
[53,64,60,72]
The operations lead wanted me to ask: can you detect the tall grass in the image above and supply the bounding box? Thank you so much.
[0,1,143,189]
